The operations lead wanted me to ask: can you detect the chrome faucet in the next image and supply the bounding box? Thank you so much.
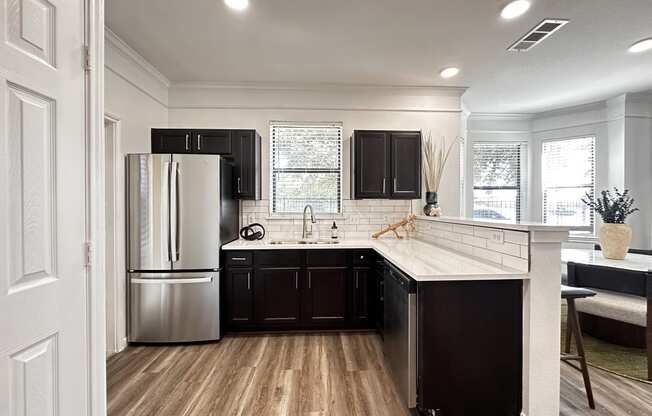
[302,204,317,240]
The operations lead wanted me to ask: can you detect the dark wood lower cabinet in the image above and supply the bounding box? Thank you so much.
[254,268,302,324]
[304,267,348,324]
[224,249,377,332]
[353,268,373,325]
[225,269,253,327]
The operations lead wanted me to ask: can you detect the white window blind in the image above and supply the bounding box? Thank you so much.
[542,136,595,231]
[270,122,342,214]
[472,142,527,222]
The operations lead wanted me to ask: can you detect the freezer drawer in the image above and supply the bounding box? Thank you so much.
[128,272,220,343]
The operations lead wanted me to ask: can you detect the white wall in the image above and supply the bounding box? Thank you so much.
[168,84,465,216]
[104,29,169,354]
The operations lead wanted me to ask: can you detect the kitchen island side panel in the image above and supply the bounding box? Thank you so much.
[418,280,523,416]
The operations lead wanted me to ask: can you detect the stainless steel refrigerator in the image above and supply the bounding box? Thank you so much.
[126,154,238,343]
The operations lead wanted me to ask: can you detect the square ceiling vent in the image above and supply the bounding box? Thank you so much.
[508,19,569,52]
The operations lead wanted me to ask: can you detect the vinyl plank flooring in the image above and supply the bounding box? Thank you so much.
[107,333,651,416]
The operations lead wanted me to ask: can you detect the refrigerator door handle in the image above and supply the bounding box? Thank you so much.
[131,277,213,285]
[165,160,173,263]
[170,162,180,262]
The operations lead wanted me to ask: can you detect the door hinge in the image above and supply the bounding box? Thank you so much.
[84,45,92,72]
[85,241,93,268]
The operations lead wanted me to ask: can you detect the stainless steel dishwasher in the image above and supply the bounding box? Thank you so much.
[383,261,417,409]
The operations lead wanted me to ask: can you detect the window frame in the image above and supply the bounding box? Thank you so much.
[268,121,344,216]
[540,135,596,235]
[471,141,528,222]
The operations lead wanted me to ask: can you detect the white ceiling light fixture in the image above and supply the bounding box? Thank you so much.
[440,67,460,78]
[629,38,652,53]
[501,0,531,20]
[224,0,249,11]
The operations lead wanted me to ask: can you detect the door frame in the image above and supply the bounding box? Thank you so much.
[103,114,122,357]
[85,0,107,414]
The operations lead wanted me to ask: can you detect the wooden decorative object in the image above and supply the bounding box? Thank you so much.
[372,214,417,239]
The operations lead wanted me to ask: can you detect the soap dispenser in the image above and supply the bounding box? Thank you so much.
[331,221,339,240]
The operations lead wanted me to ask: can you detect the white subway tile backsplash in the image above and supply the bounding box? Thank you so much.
[415,218,530,272]
[502,255,529,271]
[240,199,414,240]
[462,235,487,248]
[486,241,521,257]
[505,230,529,245]
[472,247,503,264]
[453,224,475,235]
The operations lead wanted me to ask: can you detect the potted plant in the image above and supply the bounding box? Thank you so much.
[422,132,460,216]
[582,188,639,259]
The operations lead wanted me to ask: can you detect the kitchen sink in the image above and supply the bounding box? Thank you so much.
[269,240,340,245]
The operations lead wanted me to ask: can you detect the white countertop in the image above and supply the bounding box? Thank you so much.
[562,248,652,272]
[222,238,527,282]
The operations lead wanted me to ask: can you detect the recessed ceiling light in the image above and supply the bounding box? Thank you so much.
[224,0,249,11]
[440,67,460,78]
[501,0,531,19]
[629,38,652,53]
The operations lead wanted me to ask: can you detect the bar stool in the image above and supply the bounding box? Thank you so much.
[561,284,596,409]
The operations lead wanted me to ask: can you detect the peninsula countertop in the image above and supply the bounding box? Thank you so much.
[222,238,528,282]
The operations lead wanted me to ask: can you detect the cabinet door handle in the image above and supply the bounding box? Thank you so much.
[308,272,312,289]
[185,134,190,151]
[382,178,386,194]
[237,177,242,193]
[295,272,299,290]
[247,272,251,290]
[393,177,397,192]
[355,271,359,289]
[231,257,247,261]
[197,134,202,151]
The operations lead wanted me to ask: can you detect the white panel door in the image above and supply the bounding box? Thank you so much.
[0,0,88,415]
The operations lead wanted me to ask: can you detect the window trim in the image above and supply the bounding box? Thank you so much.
[268,121,344,217]
[540,135,596,235]
[471,141,527,222]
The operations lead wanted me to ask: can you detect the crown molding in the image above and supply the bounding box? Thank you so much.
[105,27,170,88]
[467,112,535,121]
[170,81,467,95]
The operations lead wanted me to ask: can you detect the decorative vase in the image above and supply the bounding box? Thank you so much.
[423,192,441,217]
[598,223,632,260]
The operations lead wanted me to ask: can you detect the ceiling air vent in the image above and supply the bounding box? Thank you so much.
[508,19,569,52]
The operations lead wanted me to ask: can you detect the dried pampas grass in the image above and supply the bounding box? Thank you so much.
[423,131,461,192]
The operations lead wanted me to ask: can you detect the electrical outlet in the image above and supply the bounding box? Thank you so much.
[491,230,504,244]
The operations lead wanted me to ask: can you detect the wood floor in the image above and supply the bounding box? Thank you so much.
[107,333,652,416]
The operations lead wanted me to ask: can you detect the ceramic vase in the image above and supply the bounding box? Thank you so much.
[423,192,441,216]
[598,223,632,260]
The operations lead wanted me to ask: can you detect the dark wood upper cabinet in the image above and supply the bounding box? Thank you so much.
[352,130,421,199]
[151,128,260,200]
[151,129,193,154]
[304,268,349,324]
[353,131,390,198]
[230,130,261,200]
[193,130,231,154]
[390,132,421,199]
[254,268,302,323]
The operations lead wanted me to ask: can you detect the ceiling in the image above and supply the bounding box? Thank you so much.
[106,0,652,113]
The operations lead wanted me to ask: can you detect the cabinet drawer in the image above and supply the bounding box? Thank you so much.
[225,251,252,266]
[255,250,303,267]
[306,250,348,267]
[353,250,373,266]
